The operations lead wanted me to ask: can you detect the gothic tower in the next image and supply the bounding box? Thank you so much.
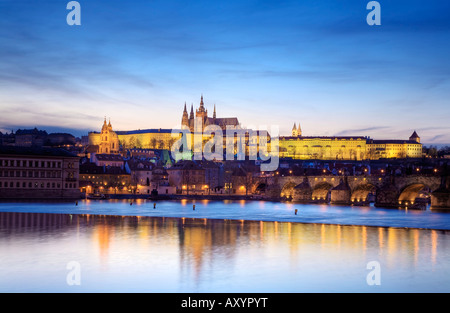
[292,123,297,137]
[196,95,208,124]
[181,102,189,127]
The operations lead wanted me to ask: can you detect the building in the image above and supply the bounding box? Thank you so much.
[91,153,124,168]
[0,146,80,199]
[87,118,120,154]
[182,95,240,132]
[167,160,207,194]
[280,125,423,160]
[79,162,131,195]
[127,159,154,195]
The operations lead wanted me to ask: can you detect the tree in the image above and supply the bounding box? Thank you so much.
[150,138,157,149]
[129,136,136,148]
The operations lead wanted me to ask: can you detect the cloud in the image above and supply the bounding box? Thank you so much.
[334,126,391,137]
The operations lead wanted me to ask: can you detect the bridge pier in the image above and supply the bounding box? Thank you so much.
[374,178,399,208]
[431,177,450,210]
[293,177,312,203]
[330,178,351,205]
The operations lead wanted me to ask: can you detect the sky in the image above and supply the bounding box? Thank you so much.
[0,0,449,145]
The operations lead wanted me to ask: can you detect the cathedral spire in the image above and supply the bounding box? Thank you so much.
[183,102,187,113]
[190,103,194,119]
[198,94,206,113]
[298,123,302,136]
[102,116,108,131]
[213,104,216,119]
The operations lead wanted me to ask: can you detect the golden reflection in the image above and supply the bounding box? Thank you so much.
[94,223,113,265]
[378,227,384,253]
[0,212,447,290]
[362,226,367,253]
[431,230,438,266]
[413,229,420,265]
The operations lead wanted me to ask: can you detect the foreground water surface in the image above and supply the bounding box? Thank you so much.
[1,200,450,292]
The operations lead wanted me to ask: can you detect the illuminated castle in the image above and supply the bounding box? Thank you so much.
[280,124,422,160]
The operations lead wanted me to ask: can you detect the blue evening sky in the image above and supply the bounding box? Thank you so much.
[0,0,449,144]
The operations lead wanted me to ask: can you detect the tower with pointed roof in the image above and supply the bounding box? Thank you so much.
[181,95,240,133]
[292,123,298,137]
[292,122,302,137]
[409,130,420,143]
[181,102,189,128]
[98,118,119,154]
[196,95,208,123]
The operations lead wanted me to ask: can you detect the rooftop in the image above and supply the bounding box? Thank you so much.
[0,146,77,158]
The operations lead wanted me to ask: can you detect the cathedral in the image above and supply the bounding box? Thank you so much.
[181,95,240,132]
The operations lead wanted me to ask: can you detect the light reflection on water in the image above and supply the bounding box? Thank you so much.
[1,212,450,292]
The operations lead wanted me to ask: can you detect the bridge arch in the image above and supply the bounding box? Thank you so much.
[398,183,432,206]
[312,182,333,201]
[281,182,297,199]
[351,183,377,204]
[253,182,267,195]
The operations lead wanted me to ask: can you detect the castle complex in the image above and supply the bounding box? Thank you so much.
[279,123,422,160]
[87,95,423,161]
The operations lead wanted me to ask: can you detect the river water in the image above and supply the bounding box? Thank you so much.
[0,200,450,292]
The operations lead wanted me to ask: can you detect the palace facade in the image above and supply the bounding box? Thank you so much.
[279,124,422,160]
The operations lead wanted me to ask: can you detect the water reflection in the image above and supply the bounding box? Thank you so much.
[1,212,450,292]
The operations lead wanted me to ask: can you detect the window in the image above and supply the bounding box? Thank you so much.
[22,182,26,188]
[16,182,20,188]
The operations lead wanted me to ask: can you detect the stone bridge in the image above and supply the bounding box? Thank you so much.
[251,174,450,209]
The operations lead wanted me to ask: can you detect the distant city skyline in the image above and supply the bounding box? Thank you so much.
[1,0,449,145]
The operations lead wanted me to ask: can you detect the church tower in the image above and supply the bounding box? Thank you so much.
[196,95,208,124]
[297,123,302,137]
[99,118,119,154]
[292,123,298,137]
[181,102,189,127]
